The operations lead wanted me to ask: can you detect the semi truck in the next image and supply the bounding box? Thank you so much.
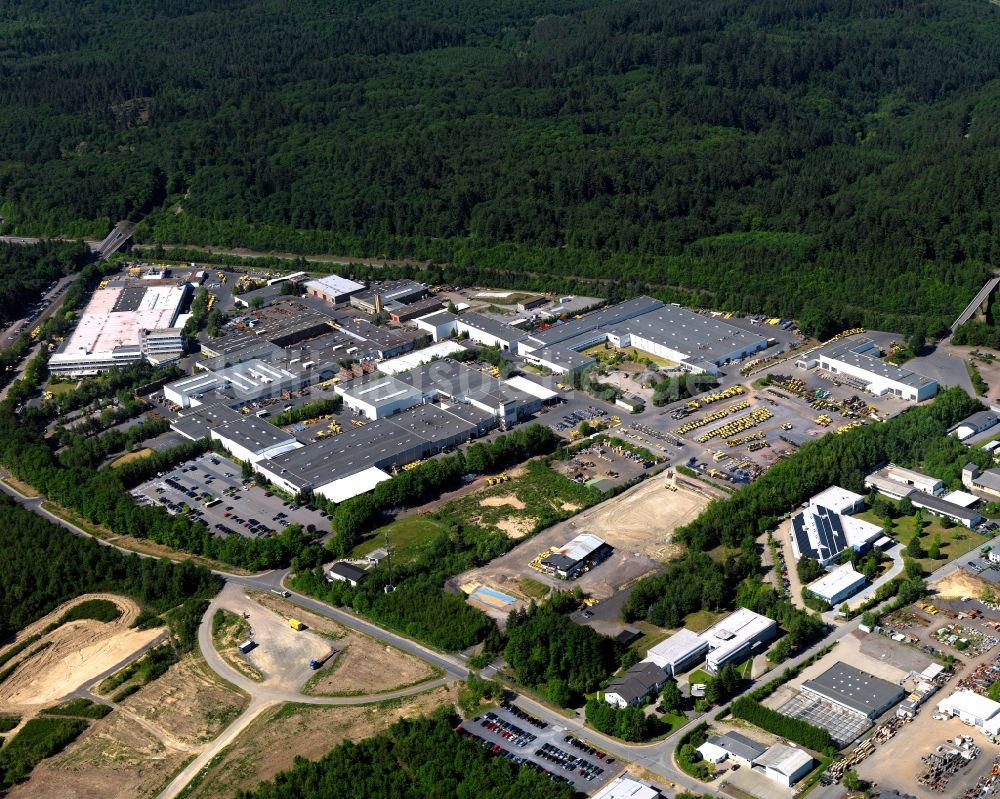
[309,648,338,670]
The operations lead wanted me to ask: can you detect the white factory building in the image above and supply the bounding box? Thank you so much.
[590,776,663,799]
[699,608,777,673]
[937,690,1000,734]
[413,310,458,342]
[455,311,527,351]
[865,464,944,499]
[164,358,307,409]
[799,337,938,402]
[806,563,867,606]
[49,281,190,376]
[643,628,708,677]
[338,375,426,420]
[303,275,365,305]
[209,415,304,465]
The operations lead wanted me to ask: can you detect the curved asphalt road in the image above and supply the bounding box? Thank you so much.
[2,475,990,798]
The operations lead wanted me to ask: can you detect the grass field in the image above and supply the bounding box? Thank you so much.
[857,509,986,573]
[1,473,39,497]
[350,516,446,564]
[660,711,687,734]
[683,609,724,632]
[687,669,712,688]
[44,380,77,396]
[517,577,551,600]
[109,448,154,468]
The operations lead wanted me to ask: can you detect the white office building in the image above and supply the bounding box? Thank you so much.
[806,564,867,606]
[699,608,777,673]
[643,629,708,677]
[209,416,303,465]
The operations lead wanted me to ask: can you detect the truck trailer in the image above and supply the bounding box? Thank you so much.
[309,648,338,670]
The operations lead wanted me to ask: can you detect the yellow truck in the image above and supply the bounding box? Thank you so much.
[288,618,305,631]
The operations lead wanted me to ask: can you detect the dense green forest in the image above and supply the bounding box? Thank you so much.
[0,242,87,325]
[238,713,573,799]
[0,494,221,640]
[2,1,1000,333]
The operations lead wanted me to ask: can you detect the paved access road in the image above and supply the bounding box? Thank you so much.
[4,473,994,798]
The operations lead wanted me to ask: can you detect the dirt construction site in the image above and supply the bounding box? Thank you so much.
[8,655,250,799]
[0,594,164,711]
[245,591,441,696]
[454,469,711,620]
[178,684,460,799]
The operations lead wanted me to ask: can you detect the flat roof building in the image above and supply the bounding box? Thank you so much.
[389,296,445,323]
[170,403,244,440]
[376,341,467,375]
[522,343,597,375]
[865,464,944,500]
[540,533,612,579]
[49,281,190,375]
[643,629,708,677]
[455,311,527,351]
[304,275,365,306]
[589,777,663,799]
[210,415,303,465]
[350,280,429,314]
[802,661,905,719]
[700,608,777,673]
[164,358,310,409]
[517,297,767,375]
[338,374,426,420]
[414,310,458,342]
[805,337,937,402]
[255,403,487,502]
[806,563,867,606]
[906,490,983,528]
[810,486,865,515]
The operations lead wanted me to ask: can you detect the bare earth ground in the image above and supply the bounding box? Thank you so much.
[8,655,249,799]
[249,592,439,696]
[181,684,460,799]
[0,594,164,709]
[933,569,992,600]
[567,471,710,561]
[455,470,705,619]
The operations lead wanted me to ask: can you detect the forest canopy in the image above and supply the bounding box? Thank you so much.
[1,0,1000,333]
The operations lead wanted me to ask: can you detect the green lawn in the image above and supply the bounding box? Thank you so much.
[350,516,446,564]
[44,379,77,396]
[628,622,672,654]
[517,577,550,600]
[683,609,724,632]
[687,669,712,687]
[867,510,987,573]
[659,710,687,734]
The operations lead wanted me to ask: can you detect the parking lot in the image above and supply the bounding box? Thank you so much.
[132,452,330,538]
[456,702,616,792]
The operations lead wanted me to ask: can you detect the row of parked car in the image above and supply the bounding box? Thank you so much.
[536,742,605,781]
[478,714,536,747]
[454,727,573,785]
[499,701,548,730]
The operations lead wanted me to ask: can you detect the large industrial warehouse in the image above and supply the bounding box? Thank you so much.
[799,336,938,402]
[516,296,768,374]
[700,608,777,673]
[254,402,488,502]
[49,279,190,375]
